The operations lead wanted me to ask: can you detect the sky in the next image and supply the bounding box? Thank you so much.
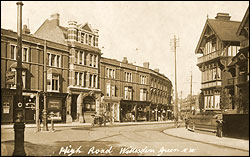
[1,1,249,99]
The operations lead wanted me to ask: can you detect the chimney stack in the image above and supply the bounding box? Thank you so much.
[50,13,60,26]
[215,13,231,21]
[122,57,128,64]
[22,24,30,34]
[154,68,159,73]
[143,62,149,69]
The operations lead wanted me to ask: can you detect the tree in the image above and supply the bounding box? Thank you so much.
[220,88,231,112]
[198,91,204,112]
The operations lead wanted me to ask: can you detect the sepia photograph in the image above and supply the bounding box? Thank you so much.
[1,1,249,156]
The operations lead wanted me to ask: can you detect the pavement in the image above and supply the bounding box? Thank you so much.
[2,120,249,155]
[1,120,174,129]
[163,127,249,152]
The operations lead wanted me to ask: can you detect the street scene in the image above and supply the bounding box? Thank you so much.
[2,122,249,156]
[1,1,249,156]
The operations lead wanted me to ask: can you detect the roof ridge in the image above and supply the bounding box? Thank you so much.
[207,19,241,23]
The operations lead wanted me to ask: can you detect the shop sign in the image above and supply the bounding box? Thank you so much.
[6,71,15,85]
[48,99,62,110]
[3,102,10,114]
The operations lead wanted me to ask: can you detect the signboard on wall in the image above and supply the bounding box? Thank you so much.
[6,71,15,85]
[3,102,10,114]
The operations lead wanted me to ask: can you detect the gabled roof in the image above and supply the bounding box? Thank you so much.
[79,22,94,33]
[237,6,249,36]
[195,18,241,54]
[208,19,241,41]
[34,19,67,45]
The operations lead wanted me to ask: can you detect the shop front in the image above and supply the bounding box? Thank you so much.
[1,89,15,123]
[66,88,102,123]
[102,97,122,123]
[47,97,64,122]
[120,100,150,122]
[1,88,42,124]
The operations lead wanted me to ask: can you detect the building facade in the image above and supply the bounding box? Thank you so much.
[225,7,249,114]
[195,13,241,112]
[1,13,173,124]
[1,28,69,123]
[100,57,172,122]
[34,13,102,123]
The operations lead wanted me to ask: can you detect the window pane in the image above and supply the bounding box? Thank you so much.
[11,45,15,59]
[57,55,60,67]
[51,54,56,66]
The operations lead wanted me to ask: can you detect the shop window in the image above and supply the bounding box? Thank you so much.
[83,97,96,112]
[48,99,62,121]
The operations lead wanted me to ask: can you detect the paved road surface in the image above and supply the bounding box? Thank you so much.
[1,123,248,156]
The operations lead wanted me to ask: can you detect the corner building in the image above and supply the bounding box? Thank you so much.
[100,57,172,122]
[34,13,102,123]
[1,28,69,123]
[195,13,241,112]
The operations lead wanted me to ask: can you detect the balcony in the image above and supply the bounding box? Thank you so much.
[201,81,222,89]
[197,50,221,65]
[237,74,248,86]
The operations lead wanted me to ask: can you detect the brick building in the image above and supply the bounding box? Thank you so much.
[100,57,172,122]
[34,13,102,123]
[1,28,69,123]
[1,13,173,124]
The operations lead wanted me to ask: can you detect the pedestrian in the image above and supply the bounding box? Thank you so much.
[216,116,223,138]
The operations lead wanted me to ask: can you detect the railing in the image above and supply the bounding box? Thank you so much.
[197,50,221,64]
[201,81,222,89]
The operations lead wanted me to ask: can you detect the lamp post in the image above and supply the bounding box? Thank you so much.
[13,1,26,156]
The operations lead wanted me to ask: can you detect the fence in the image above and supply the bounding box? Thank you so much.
[223,114,249,140]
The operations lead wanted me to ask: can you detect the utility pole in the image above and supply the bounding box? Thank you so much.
[43,40,48,131]
[170,35,179,118]
[13,1,26,156]
[190,71,192,113]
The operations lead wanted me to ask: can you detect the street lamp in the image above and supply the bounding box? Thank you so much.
[12,1,26,156]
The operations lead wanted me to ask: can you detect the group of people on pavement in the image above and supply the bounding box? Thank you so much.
[181,113,224,138]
